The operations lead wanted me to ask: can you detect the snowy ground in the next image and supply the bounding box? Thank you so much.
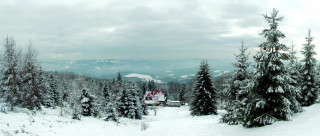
[1,104,320,136]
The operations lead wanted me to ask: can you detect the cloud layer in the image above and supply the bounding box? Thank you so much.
[0,0,319,61]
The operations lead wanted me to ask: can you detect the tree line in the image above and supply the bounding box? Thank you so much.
[0,37,152,121]
[189,8,320,128]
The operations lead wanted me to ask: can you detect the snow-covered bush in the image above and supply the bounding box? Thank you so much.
[80,89,96,116]
[0,103,9,113]
[72,105,81,120]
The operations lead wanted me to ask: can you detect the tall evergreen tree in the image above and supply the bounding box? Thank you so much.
[222,41,250,125]
[230,41,250,101]
[117,72,122,87]
[44,73,59,107]
[316,64,320,101]
[190,60,217,116]
[117,86,130,117]
[0,37,22,111]
[103,83,118,122]
[127,82,143,119]
[21,44,43,110]
[71,87,81,120]
[139,82,149,115]
[286,44,303,112]
[104,83,110,101]
[243,9,298,127]
[179,84,187,105]
[127,90,137,119]
[299,29,318,106]
[59,84,69,116]
[37,67,47,106]
[117,72,122,82]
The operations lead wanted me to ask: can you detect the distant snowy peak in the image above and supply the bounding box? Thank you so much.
[124,73,163,83]
[179,74,195,79]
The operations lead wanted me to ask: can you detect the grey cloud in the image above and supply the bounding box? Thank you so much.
[0,0,297,61]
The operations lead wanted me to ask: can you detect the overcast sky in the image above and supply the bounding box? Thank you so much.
[0,0,320,61]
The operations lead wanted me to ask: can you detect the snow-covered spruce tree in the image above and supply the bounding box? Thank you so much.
[98,82,109,116]
[20,44,43,110]
[71,89,81,120]
[50,74,58,102]
[127,92,136,119]
[190,60,217,116]
[103,83,111,102]
[243,9,299,127]
[37,67,47,106]
[316,64,320,102]
[80,89,94,116]
[117,86,130,117]
[89,94,99,117]
[0,36,22,111]
[286,44,303,112]
[299,29,318,106]
[179,83,187,105]
[222,41,250,125]
[44,73,59,108]
[134,89,143,119]
[117,72,122,82]
[117,72,123,88]
[91,82,104,118]
[103,83,118,122]
[58,84,69,116]
[85,78,100,117]
[138,82,149,115]
[104,97,119,122]
[43,78,52,107]
[72,106,81,120]
[126,82,143,119]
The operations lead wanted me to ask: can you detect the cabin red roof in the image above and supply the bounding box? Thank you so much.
[144,90,166,104]
[147,90,164,95]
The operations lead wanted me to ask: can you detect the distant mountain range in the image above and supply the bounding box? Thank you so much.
[41,59,234,83]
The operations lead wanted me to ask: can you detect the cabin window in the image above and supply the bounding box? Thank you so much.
[146,97,152,100]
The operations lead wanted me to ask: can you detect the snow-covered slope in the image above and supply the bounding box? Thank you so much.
[0,108,142,136]
[143,105,320,136]
[1,104,320,136]
[124,73,163,83]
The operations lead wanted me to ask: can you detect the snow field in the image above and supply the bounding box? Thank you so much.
[0,108,141,136]
[143,105,320,136]
[1,104,320,136]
